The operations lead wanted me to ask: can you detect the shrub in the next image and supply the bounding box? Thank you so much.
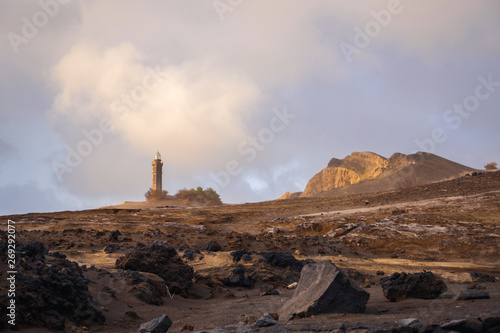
[145,188,169,201]
[175,187,222,205]
[485,162,497,170]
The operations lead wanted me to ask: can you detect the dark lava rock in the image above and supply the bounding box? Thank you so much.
[182,248,201,261]
[456,290,490,300]
[139,314,172,333]
[279,260,370,320]
[125,311,140,320]
[380,271,447,302]
[0,241,105,331]
[227,252,311,288]
[242,254,253,262]
[260,285,280,296]
[255,313,277,327]
[118,270,163,305]
[48,251,67,259]
[481,316,500,332]
[230,249,253,263]
[109,230,121,241]
[440,318,483,333]
[204,240,222,252]
[467,283,486,290]
[183,250,194,261]
[222,266,254,288]
[470,271,496,283]
[395,318,420,327]
[18,241,46,262]
[115,242,194,297]
[260,251,304,271]
[104,244,121,253]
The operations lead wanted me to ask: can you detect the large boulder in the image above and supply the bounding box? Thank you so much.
[260,251,305,271]
[0,240,104,331]
[380,271,447,301]
[227,250,306,287]
[118,270,164,305]
[139,314,172,333]
[456,290,490,300]
[278,260,370,320]
[255,313,277,327]
[116,242,194,297]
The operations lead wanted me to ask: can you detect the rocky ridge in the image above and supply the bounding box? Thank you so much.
[296,151,474,197]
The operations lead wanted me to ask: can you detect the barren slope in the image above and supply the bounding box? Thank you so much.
[2,171,499,332]
[299,151,475,198]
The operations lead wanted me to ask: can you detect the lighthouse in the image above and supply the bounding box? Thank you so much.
[152,151,163,191]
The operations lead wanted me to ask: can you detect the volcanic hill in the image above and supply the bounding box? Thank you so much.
[280,151,475,199]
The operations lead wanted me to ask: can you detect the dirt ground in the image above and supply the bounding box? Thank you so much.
[2,171,500,332]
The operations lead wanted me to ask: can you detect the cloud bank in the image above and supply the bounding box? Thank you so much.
[0,0,499,214]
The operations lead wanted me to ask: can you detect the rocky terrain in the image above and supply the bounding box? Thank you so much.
[280,151,475,198]
[1,170,499,332]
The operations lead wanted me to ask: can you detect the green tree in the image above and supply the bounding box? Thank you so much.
[175,187,222,205]
[485,162,498,170]
[145,188,169,201]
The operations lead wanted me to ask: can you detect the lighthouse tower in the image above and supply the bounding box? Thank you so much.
[152,151,163,191]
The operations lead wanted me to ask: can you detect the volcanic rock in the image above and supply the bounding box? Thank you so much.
[278,260,370,320]
[204,240,222,252]
[139,314,173,333]
[230,249,254,263]
[109,230,121,241]
[481,316,500,331]
[118,270,164,305]
[222,266,254,288]
[470,271,496,283]
[456,290,490,300]
[48,251,67,259]
[255,313,277,327]
[260,285,280,296]
[115,242,194,297]
[182,248,201,261]
[141,272,169,297]
[18,241,46,262]
[380,271,447,301]
[260,251,304,271]
[104,244,120,253]
[2,241,105,331]
[396,318,420,327]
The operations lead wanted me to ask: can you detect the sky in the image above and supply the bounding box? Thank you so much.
[0,0,499,215]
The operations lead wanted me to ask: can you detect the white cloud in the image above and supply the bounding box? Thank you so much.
[51,42,263,171]
[1,0,499,211]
